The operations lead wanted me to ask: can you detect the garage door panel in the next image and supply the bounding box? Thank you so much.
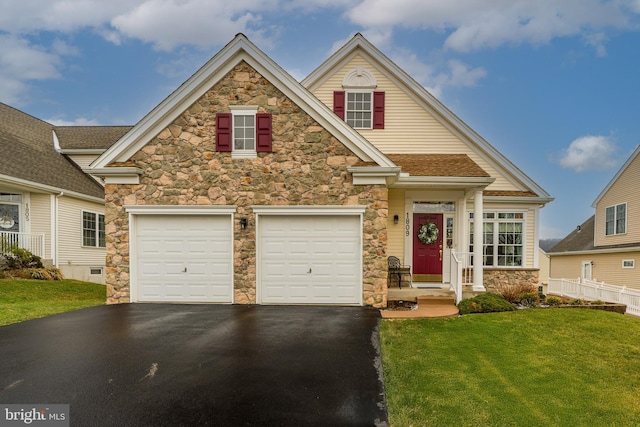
[136,215,233,303]
[260,215,361,305]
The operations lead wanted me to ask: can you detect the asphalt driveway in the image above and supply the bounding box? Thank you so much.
[0,304,388,426]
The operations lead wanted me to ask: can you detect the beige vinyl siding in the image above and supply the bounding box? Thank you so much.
[57,196,106,267]
[387,189,406,259]
[594,154,640,247]
[28,193,52,260]
[312,53,520,192]
[66,154,101,170]
[550,251,640,291]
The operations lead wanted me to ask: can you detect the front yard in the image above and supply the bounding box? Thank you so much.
[0,278,105,326]
[3,280,639,426]
[380,309,640,426]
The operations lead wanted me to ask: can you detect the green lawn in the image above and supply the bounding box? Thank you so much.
[0,278,106,326]
[380,309,640,427]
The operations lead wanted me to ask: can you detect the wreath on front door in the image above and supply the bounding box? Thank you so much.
[418,222,439,245]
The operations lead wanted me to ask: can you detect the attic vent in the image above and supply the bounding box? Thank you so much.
[342,66,377,89]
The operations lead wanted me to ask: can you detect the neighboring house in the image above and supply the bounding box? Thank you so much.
[89,34,552,307]
[549,145,640,290]
[0,102,131,283]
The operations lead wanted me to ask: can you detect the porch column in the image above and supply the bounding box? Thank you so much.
[473,189,486,291]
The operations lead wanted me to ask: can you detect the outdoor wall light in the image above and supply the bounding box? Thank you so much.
[240,218,248,229]
[393,214,399,224]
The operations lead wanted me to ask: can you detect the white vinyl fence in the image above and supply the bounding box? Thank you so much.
[548,277,640,316]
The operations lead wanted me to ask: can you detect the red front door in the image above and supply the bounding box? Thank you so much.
[413,213,443,282]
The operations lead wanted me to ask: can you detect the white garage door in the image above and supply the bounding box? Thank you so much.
[260,215,361,305]
[135,215,233,303]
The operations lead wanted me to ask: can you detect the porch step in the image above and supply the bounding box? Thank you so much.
[381,295,459,319]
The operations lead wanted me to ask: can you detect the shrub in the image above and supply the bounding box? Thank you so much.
[1,245,43,270]
[518,292,540,307]
[546,296,563,306]
[496,283,538,304]
[26,268,65,281]
[458,292,516,315]
[592,300,606,305]
[570,298,585,306]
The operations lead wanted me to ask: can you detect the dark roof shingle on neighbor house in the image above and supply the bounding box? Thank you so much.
[0,103,126,199]
[55,126,132,151]
[547,215,596,253]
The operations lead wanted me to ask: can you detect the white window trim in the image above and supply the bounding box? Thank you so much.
[469,210,527,268]
[230,106,259,159]
[622,259,635,269]
[82,210,105,248]
[605,202,627,236]
[345,89,373,130]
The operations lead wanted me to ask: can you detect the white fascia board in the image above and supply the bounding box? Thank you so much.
[391,176,495,189]
[591,144,640,208]
[549,246,640,257]
[347,166,400,185]
[60,149,106,155]
[92,34,393,169]
[125,205,237,215]
[252,205,366,215]
[89,167,143,185]
[483,195,555,205]
[0,174,104,204]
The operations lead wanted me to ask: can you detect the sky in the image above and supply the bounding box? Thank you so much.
[2,0,640,240]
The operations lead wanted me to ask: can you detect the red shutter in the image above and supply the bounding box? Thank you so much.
[255,113,272,152]
[373,91,385,129]
[333,91,345,120]
[216,113,232,152]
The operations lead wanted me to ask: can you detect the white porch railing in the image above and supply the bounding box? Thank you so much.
[548,277,640,317]
[450,250,473,304]
[0,231,46,258]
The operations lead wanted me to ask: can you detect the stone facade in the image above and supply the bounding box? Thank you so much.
[483,268,540,293]
[105,62,389,307]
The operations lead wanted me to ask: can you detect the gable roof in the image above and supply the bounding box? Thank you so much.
[547,216,595,253]
[302,33,552,202]
[592,145,640,208]
[0,103,105,200]
[91,34,393,170]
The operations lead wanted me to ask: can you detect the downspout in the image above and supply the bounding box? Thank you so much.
[52,192,64,268]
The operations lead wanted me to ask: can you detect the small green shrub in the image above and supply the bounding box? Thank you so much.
[518,292,540,307]
[546,296,563,306]
[592,300,606,305]
[458,292,516,314]
[570,298,585,306]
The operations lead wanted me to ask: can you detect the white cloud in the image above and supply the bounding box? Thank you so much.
[345,0,637,54]
[0,35,63,104]
[390,50,486,97]
[557,135,620,172]
[110,0,268,51]
[47,117,101,126]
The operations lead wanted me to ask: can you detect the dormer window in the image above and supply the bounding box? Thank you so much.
[333,66,384,129]
[346,91,372,128]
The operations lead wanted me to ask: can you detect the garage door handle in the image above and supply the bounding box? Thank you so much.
[182,268,187,273]
[308,268,312,273]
